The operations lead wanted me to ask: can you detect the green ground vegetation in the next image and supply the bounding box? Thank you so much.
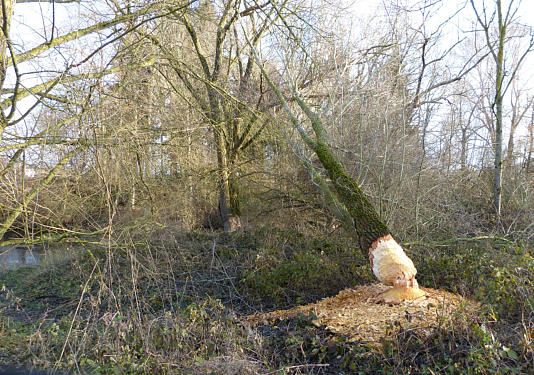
[0,227,532,374]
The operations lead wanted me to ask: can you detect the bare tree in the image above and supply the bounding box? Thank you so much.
[0,0,188,243]
[135,0,279,232]
[470,0,534,216]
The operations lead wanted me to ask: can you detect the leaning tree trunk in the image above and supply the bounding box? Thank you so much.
[304,128,424,303]
[252,56,425,302]
[313,142,424,302]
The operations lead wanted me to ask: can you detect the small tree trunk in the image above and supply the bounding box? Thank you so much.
[527,117,534,172]
[506,118,518,166]
[460,127,468,171]
[491,0,506,217]
[215,130,241,232]
[130,185,136,210]
[0,0,15,139]
[0,0,14,89]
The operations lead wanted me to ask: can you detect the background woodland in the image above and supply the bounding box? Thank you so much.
[0,0,533,374]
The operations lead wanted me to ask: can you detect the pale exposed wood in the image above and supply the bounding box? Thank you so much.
[247,285,479,346]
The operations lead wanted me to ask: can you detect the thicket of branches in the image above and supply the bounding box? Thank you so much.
[1,0,534,246]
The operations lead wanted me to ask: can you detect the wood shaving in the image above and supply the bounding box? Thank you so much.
[247,284,479,345]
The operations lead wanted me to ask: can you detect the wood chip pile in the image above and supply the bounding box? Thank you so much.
[247,284,479,345]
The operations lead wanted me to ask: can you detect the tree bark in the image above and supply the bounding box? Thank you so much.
[494,11,504,216]
[527,111,534,172]
[0,0,15,135]
[314,142,389,253]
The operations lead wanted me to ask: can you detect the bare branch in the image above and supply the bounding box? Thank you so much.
[240,1,269,17]
[1,56,160,110]
[11,2,183,67]
[16,0,80,3]
[0,146,85,239]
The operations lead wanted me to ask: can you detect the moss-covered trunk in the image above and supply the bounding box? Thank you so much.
[228,168,241,217]
[314,143,390,253]
[214,127,241,232]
